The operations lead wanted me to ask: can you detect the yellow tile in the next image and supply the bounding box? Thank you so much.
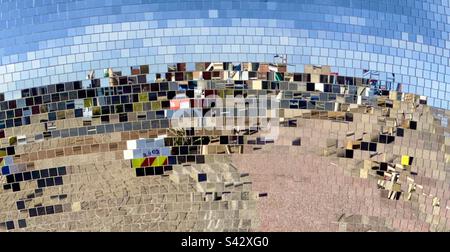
[84,98,93,108]
[139,93,148,102]
[151,156,167,166]
[401,155,410,166]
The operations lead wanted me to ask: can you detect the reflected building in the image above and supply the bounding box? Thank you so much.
[0,0,449,107]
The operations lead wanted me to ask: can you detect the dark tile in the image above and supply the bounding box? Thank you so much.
[168,156,177,165]
[361,142,369,151]
[37,206,46,216]
[29,208,37,217]
[45,177,54,187]
[40,169,49,178]
[14,173,23,182]
[37,179,46,188]
[369,142,377,152]
[57,166,67,176]
[6,146,15,155]
[345,149,353,158]
[187,155,195,163]
[45,206,55,215]
[387,135,395,144]
[3,184,11,190]
[220,136,228,144]
[154,166,164,175]
[292,138,301,146]
[306,82,315,91]
[378,134,387,144]
[18,219,27,228]
[6,221,14,230]
[16,201,25,210]
[144,167,154,176]
[49,168,58,177]
[54,176,63,186]
[396,127,404,137]
[75,108,83,117]
[6,174,14,183]
[135,168,145,177]
[409,121,417,130]
[195,155,205,164]
[12,183,20,192]
[31,170,41,179]
[198,173,207,182]
[23,171,32,181]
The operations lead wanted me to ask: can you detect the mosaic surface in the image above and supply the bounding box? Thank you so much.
[0,0,450,108]
[0,61,449,231]
[1,0,450,233]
